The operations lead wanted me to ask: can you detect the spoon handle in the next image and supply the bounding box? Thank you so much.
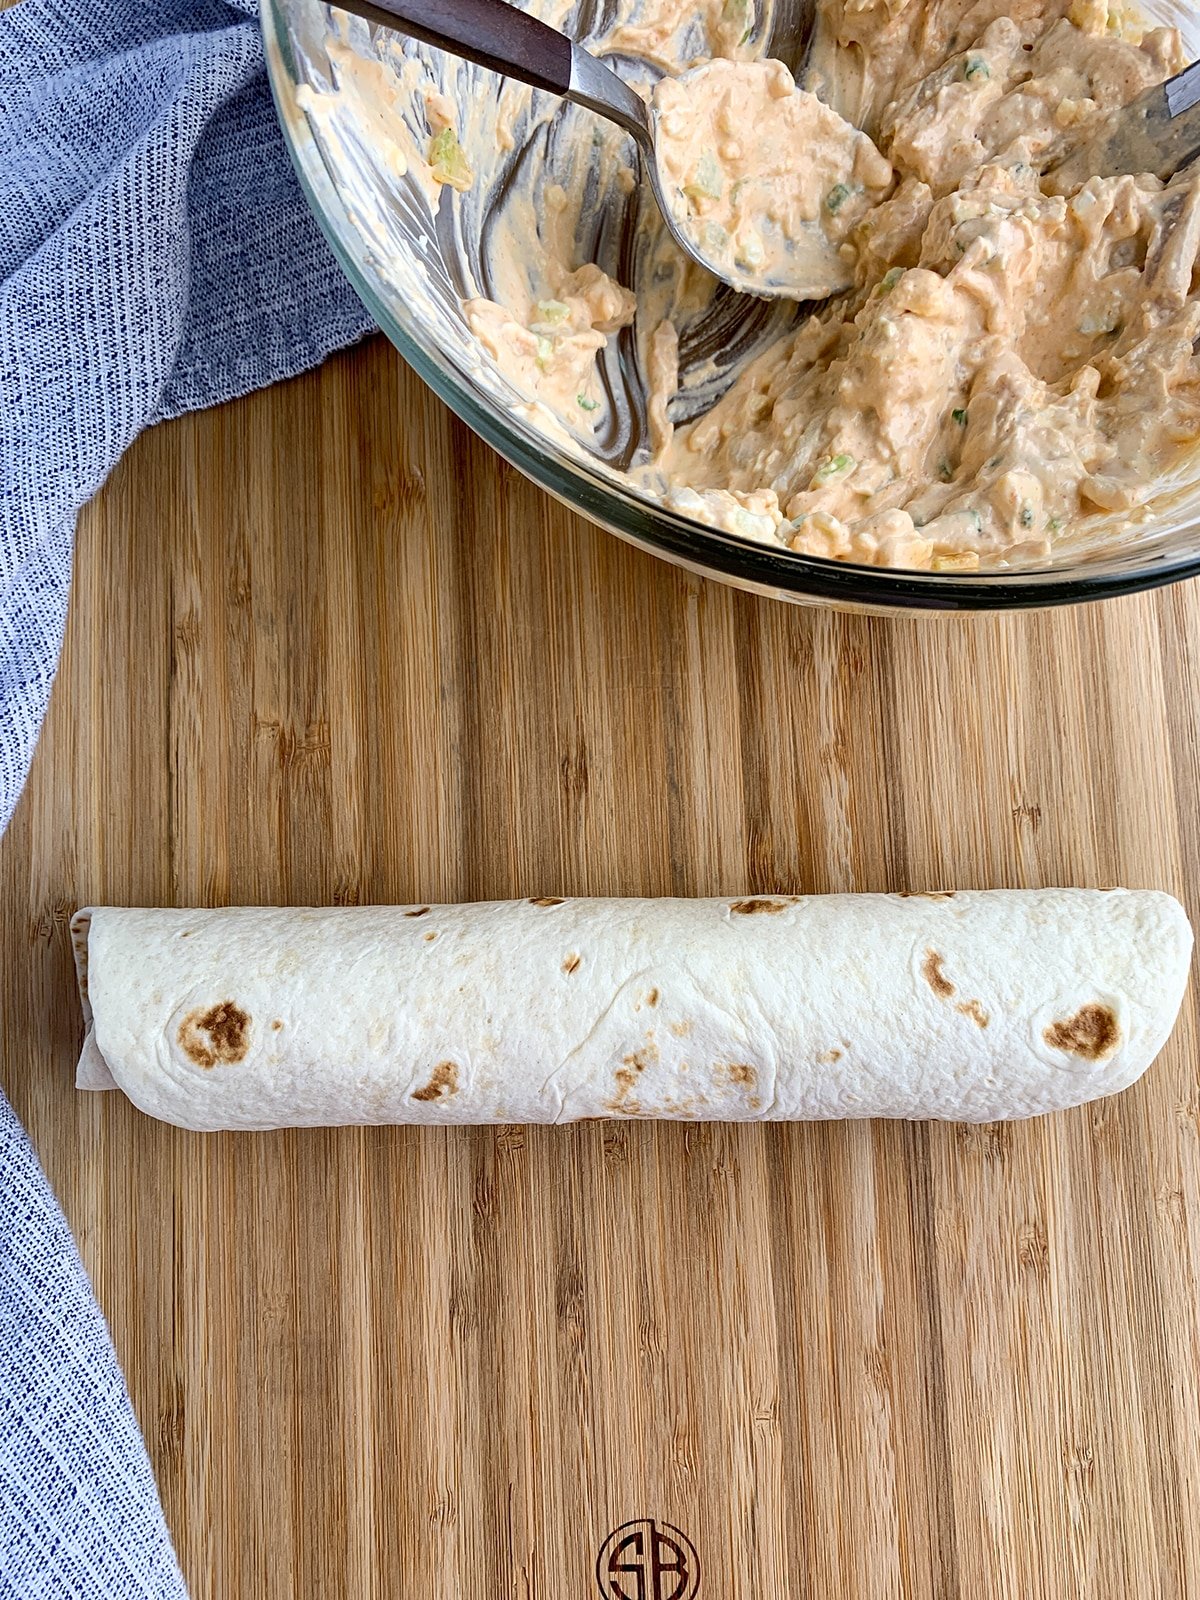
[328,0,652,148]
[1168,59,1200,119]
[1046,59,1200,191]
[324,0,652,149]
[337,0,572,94]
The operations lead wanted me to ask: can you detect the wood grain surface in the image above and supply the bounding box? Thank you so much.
[4,334,1200,1599]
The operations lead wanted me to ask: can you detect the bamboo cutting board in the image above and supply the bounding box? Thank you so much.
[4,335,1200,1599]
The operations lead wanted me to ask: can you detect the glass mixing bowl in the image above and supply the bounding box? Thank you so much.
[263,0,1200,612]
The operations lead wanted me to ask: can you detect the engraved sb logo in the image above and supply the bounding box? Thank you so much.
[595,1519,700,1600]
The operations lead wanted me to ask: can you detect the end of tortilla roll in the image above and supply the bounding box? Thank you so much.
[71,908,118,1091]
[1125,889,1194,1083]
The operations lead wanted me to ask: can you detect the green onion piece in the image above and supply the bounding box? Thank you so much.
[428,127,473,191]
[684,152,723,202]
[721,0,755,46]
[826,182,854,215]
[952,408,968,426]
[814,453,856,483]
[577,394,599,412]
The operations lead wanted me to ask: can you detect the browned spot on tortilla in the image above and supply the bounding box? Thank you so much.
[1044,1004,1121,1062]
[562,952,581,974]
[730,897,789,915]
[900,891,956,901]
[271,1019,283,1032]
[404,906,431,918]
[612,1041,663,1108]
[646,987,660,1007]
[412,1060,459,1102]
[424,931,437,943]
[605,1097,641,1117]
[178,1002,251,1069]
[179,930,191,937]
[817,1048,843,1065]
[958,999,990,1028]
[529,896,564,907]
[671,1020,692,1038]
[921,950,955,999]
[725,1063,756,1087]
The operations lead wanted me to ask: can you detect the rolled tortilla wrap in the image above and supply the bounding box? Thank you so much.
[71,892,1192,1131]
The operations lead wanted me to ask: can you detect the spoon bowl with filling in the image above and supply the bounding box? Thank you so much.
[650,57,893,300]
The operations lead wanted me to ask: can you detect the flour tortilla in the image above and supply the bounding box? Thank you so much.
[71,892,1192,1131]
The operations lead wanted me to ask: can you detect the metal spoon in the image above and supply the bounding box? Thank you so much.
[1045,59,1200,193]
[326,0,851,301]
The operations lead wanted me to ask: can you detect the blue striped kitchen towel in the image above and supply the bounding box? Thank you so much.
[0,1,374,1592]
